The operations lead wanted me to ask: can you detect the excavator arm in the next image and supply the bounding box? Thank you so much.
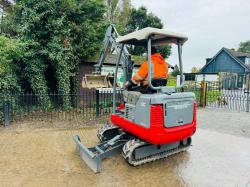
[83,25,133,89]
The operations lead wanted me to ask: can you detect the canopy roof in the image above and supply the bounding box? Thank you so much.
[116,27,188,46]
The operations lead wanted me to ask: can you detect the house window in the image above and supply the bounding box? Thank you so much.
[185,74,196,81]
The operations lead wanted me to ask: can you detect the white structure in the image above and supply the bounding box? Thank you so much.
[177,74,219,87]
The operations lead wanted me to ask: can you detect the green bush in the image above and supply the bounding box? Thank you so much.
[167,78,176,86]
[2,0,107,109]
[0,35,23,94]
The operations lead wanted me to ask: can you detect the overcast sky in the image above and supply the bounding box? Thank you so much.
[131,0,250,72]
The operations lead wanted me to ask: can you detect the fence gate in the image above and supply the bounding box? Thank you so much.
[205,74,250,112]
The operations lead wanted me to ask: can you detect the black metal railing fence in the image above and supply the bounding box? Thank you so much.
[7,77,250,126]
[0,89,123,126]
[182,82,202,106]
[205,76,250,112]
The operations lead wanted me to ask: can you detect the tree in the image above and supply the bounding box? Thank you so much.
[0,0,12,33]
[0,0,12,9]
[126,6,163,33]
[125,6,171,58]
[171,65,180,77]
[105,0,132,34]
[238,40,250,53]
[0,0,12,14]
[3,0,106,108]
[191,67,200,73]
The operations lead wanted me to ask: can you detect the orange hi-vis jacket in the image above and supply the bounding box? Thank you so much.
[132,53,168,82]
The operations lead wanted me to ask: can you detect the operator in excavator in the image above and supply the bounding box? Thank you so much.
[126,46,172,93]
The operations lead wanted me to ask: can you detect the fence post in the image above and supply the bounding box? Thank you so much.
[247,93,250,112]
[246,75,250,112]
[201,79,207,107]
[96,89,100,117]
[3,98,10,127]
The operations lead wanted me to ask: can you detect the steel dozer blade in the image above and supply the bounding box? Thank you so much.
[73,135,102,173]
[73,133,126,173]
[82,74,110,89]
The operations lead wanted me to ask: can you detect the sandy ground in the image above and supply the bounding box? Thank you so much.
[0,109,249,187]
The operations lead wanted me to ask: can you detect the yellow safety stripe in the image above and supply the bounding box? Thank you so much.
[134,73,143,80]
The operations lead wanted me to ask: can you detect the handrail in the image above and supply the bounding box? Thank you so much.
[147,36,161,91]
[112,44,125,113]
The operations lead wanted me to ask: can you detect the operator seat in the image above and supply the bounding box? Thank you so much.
[127,78,168,94]
[123,78,167,106]
[151,78,167,87]
[123,90,141,105]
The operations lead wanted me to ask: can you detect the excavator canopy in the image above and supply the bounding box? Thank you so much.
[116,27,188,46]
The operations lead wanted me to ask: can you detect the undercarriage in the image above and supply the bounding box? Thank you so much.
[74,124,191,173]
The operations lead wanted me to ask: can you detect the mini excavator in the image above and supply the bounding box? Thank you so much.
[73,27,196,173]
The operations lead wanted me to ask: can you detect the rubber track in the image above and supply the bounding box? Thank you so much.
[122,139,190,166]
[97,124,119,142]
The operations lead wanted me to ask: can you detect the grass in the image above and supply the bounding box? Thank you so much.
[192,90,222,103]
[206,90,222,103]
[167,78,176,86]
[131,55,145,65]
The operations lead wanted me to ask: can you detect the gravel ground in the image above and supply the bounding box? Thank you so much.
[0,108,249,187]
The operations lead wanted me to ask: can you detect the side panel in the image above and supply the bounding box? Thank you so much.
[164,98,194,128]
[124,94,151,128]
[124,103,136,122]
[134,97,151,128]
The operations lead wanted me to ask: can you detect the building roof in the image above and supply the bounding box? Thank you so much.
[116,27,188,46]
[200,47,250,73]
[224,48,250,58]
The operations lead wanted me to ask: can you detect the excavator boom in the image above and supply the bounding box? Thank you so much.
[82,25,132,89]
